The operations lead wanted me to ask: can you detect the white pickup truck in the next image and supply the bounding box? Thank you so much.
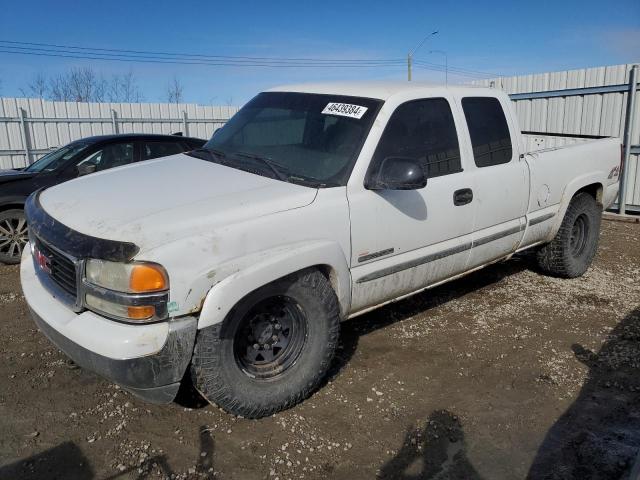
[21,82,621,418]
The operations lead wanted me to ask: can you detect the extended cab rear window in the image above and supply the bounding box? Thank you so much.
[461,97,513,167]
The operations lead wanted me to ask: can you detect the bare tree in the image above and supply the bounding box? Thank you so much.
[15,68,157,105]
[49,73,73,102]
[20,72,48,98]
[166,76,184,104]
[48,67,107,102]
[107,70,143,102]
[69,67,106,102]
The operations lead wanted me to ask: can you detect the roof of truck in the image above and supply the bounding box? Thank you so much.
[267,81,498,101]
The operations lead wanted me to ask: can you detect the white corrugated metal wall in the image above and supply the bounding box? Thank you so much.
[0,98,240,169]
[475,63,640,209]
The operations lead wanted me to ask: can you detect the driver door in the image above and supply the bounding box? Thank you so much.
[348,97,476,313]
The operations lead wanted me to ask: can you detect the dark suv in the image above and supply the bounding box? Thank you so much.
[0,133,205,264]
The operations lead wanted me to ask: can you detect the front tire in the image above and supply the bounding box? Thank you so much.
[0,209,28,265]
[536,192,601,278]
[190,269,340,418]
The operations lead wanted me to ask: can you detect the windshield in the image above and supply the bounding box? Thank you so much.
[25,142,90,173]
[192,92,382,187]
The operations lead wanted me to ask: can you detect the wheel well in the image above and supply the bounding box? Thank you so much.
[221,264,344,322]
[277,264,341,301]
[0,203,25,214]
[315,264,341,297]
[575,183,603,206]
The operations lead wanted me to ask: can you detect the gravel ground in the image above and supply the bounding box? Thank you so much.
[0,219,639,480]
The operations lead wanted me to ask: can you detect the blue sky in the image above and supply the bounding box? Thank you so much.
[0,0,638,105]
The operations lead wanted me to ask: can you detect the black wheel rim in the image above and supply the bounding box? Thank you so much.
[234,295,308,380]
[0,215,28,261]
[569,213,589,258]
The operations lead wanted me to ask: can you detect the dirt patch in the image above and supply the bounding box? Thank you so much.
[0,220,639,479]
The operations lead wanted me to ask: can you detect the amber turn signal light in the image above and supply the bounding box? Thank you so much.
[127,305,156,320]
[129,264,168,293]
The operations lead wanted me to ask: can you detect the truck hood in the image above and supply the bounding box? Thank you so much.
[39,154,318,251]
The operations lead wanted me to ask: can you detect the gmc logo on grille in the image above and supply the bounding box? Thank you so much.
[35,247,52,275]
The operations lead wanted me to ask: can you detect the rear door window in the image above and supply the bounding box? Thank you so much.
[372,98,462,179]
[461,97,513,167]
[141,141,185,160]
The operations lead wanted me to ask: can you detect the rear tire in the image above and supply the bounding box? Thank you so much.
[536,192,601,278]
[190,269,340,418]
[0,209,28,265]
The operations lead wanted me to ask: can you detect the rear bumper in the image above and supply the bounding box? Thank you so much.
[21,247,197,404]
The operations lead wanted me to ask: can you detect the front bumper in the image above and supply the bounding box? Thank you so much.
[21,248,197,404]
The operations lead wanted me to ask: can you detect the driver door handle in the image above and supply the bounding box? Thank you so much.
[453,188,473,206]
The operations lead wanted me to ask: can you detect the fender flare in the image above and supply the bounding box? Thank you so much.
[196,240,351,329]
[548,172,604,240]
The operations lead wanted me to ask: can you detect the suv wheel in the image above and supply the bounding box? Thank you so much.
[0,209,28,265]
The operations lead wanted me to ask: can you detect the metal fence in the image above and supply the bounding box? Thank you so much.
[475,63,640,213]
[0,98,240,169]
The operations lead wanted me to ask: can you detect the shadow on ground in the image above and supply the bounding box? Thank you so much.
[379,410,484,480]
[0,442,93,480]
[527,307,640,480]
[375,307,640,479]
[0,425,215,480]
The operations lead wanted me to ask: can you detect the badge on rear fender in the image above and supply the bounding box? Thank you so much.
[322,102,368,119]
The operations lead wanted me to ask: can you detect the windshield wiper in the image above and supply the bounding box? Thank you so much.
[231,151,290,182]
[188,147,227,160]
[186,147,232,169]
[234,151,331,187]
[191,148,324,187]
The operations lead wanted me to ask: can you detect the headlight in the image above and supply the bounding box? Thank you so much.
[84,259,169,323]
[85,259,168,293]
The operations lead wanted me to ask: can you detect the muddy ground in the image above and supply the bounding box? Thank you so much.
[1,220,639,480]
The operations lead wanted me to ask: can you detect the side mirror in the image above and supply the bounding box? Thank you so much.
[77,164,97,177]
[365,157,427,191]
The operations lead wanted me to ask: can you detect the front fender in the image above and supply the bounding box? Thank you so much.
[196,240,351,329]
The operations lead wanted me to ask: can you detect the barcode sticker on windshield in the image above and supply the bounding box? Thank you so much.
[322,103,368,119]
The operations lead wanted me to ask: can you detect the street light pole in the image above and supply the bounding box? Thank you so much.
[429,50,448,84]
[408,30,438,81]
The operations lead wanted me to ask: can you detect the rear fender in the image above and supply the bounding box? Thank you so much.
[548,173,604,240]
[196,240,351,329]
